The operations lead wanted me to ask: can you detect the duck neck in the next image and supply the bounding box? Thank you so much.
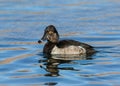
[43,41,57,54]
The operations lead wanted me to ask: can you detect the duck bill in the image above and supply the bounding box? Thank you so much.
[41,32,47,41]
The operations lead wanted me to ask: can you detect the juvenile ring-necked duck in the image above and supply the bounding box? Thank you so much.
[38,25,96,56]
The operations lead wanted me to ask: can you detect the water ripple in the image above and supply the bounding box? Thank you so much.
[0,0,120,86]
[0,53,34,65]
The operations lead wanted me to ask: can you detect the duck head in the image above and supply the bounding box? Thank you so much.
[41,25,59,43]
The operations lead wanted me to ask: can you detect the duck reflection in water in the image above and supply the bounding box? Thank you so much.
[39,54,93,77]
[38,25,96,76]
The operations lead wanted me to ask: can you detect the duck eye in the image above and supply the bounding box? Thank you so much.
[48,31,53,34]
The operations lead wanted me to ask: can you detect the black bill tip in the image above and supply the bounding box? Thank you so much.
[38,40,42,43]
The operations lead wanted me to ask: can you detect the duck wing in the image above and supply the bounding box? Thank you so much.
[56,40,96,55]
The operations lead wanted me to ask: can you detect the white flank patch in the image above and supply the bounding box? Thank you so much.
[51,45,86,54]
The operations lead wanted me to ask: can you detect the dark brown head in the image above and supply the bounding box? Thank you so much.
[41,25,59,43]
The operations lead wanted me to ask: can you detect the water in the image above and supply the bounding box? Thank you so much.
[0,0,120,86]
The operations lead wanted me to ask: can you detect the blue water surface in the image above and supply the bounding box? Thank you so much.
[0,0,120,86]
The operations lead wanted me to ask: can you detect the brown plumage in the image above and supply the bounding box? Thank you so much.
[38,25,96,56]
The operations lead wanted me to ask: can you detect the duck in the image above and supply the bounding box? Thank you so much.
[38,25,96,56]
